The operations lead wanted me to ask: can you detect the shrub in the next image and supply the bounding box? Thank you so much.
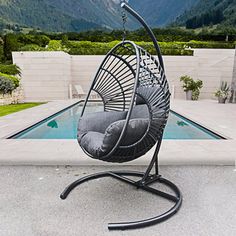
[186,40,235,49]
[18,34,50,47]
[19,44,44,51]
[0,64,21,76]
[49,28,236,43]
[180,75,203,100]
[214,81,230,99]
[67,40,193,56]
[16,39,235,56]
[47,40,69,52]
[0,72,20,88]
[0,76,15,94]
[67,40,118,55]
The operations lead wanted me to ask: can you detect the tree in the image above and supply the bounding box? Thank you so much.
[3,34,19,61]
[61,34,69,46]
[229,47,236,103]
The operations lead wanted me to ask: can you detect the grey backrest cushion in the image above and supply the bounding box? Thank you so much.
[136,95,146,105]
[78,110,127,141]
[103,118,149,148]
[130,104,149,119]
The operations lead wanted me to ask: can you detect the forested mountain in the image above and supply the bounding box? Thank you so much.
[0,0,198,32]
[0,0,235,33]
[46,0,124,29]
[128,0,198,27]
[0,0,102,32]
[176,0,236,29]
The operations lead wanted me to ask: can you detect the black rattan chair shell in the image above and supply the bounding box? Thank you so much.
[79,40,170,163]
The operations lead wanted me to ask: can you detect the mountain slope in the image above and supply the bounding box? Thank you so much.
[0,0,199,32]
[0,0,103,32]
[46,0,125,29]
[128,0,198,27]
[176,0,236,28]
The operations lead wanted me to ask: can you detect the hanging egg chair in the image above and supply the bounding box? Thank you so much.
[61,2,182,230]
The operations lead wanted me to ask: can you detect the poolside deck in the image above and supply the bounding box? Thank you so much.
[0,99,235,165]
[0,165,235,236]
[0,100,235,235]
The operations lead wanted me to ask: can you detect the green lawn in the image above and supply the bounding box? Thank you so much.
[0,103,45,117]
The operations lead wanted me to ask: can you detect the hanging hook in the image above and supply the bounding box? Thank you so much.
[122,12,127,42]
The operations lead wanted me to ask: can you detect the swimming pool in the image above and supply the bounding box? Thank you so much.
[11,102,223,140]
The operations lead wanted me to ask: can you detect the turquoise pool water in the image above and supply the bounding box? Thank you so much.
[12,102,222,140]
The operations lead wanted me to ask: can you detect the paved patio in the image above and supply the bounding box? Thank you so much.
[0,99,235,165]
[0,165,235,236]
[0,100,236,235]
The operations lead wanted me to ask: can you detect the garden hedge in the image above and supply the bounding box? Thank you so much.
[16,40,236,56]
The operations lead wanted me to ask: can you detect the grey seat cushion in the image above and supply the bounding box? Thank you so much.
[78,104,150,158]
[80,131,105,157]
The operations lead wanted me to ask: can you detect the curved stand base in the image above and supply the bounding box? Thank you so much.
[60,171,182,230]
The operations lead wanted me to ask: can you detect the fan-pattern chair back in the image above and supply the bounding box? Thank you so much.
[92,41,138,112]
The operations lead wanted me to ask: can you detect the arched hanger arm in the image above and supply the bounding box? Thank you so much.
[121,2,165,71]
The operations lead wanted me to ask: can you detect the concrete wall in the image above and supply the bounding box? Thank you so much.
[12,49,235,101]
[71,56,103,95]
[164,49,235,99]
[12,51,71,101]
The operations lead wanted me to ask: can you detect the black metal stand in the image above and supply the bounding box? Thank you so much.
[60,171,182,230]
[60,143,182,230]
